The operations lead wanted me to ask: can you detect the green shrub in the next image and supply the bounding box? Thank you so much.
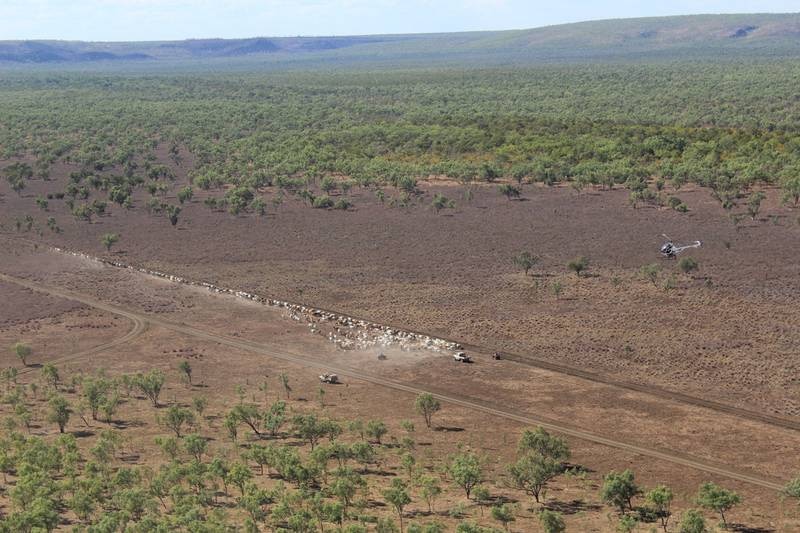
[567,256,589,277]
[678,257,698,274]
[334,198,352,210]
[313,195,334,209]
[498,184,521,200]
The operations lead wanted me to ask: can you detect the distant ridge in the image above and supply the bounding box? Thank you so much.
[0,35,399,63]
[2,13,799,65]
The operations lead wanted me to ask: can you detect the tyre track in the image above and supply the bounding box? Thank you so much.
[463,344,800,432]
[17,237,800,434]
[13,299,147,376]
[0,271,785,491]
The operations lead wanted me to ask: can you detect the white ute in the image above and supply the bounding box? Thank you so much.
[453,352,471,363]
[319,373,339,384]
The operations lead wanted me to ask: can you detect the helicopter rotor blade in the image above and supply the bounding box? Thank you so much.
[672,241,702,253]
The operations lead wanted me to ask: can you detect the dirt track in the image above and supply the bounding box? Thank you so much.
[4,168,800,419]
[13,305,147,377]
[31,240,800,433]
[0,270,785,492]
[471,344,800,432]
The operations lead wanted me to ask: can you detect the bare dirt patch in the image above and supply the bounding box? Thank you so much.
[0,281,85,326]
[1,244,798,530]
[3,164,800,530]
[3,172,799,417]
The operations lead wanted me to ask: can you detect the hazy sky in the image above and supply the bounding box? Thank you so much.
[1,0,797,41]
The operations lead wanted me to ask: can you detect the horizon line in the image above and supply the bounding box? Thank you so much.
[1,11,796,44]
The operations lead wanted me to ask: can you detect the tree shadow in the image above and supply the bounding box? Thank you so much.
[564,463,595,474]
[545,499,602,516]
[365,499,388,509]
[487,494,520,505]
[362,468,397,477]
[434,426,465,433]
[730,525,775,533]
[110,419,146,429]
[59,516,78,527]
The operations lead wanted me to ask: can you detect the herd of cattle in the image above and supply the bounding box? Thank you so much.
[51,246,463,356]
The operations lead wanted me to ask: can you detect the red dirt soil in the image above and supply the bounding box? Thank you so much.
[1,245,798,531]
[2,162,799,419]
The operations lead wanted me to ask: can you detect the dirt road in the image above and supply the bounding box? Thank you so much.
[0,271,785,491]
[30,239,800,434]
[14,309,147,377]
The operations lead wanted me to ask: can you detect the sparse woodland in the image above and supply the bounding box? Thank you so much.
[2,63,800,235]
[2,57,800,532]
[0,354,776,532]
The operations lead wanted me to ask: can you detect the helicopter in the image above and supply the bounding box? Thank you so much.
[660,234,702,258]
